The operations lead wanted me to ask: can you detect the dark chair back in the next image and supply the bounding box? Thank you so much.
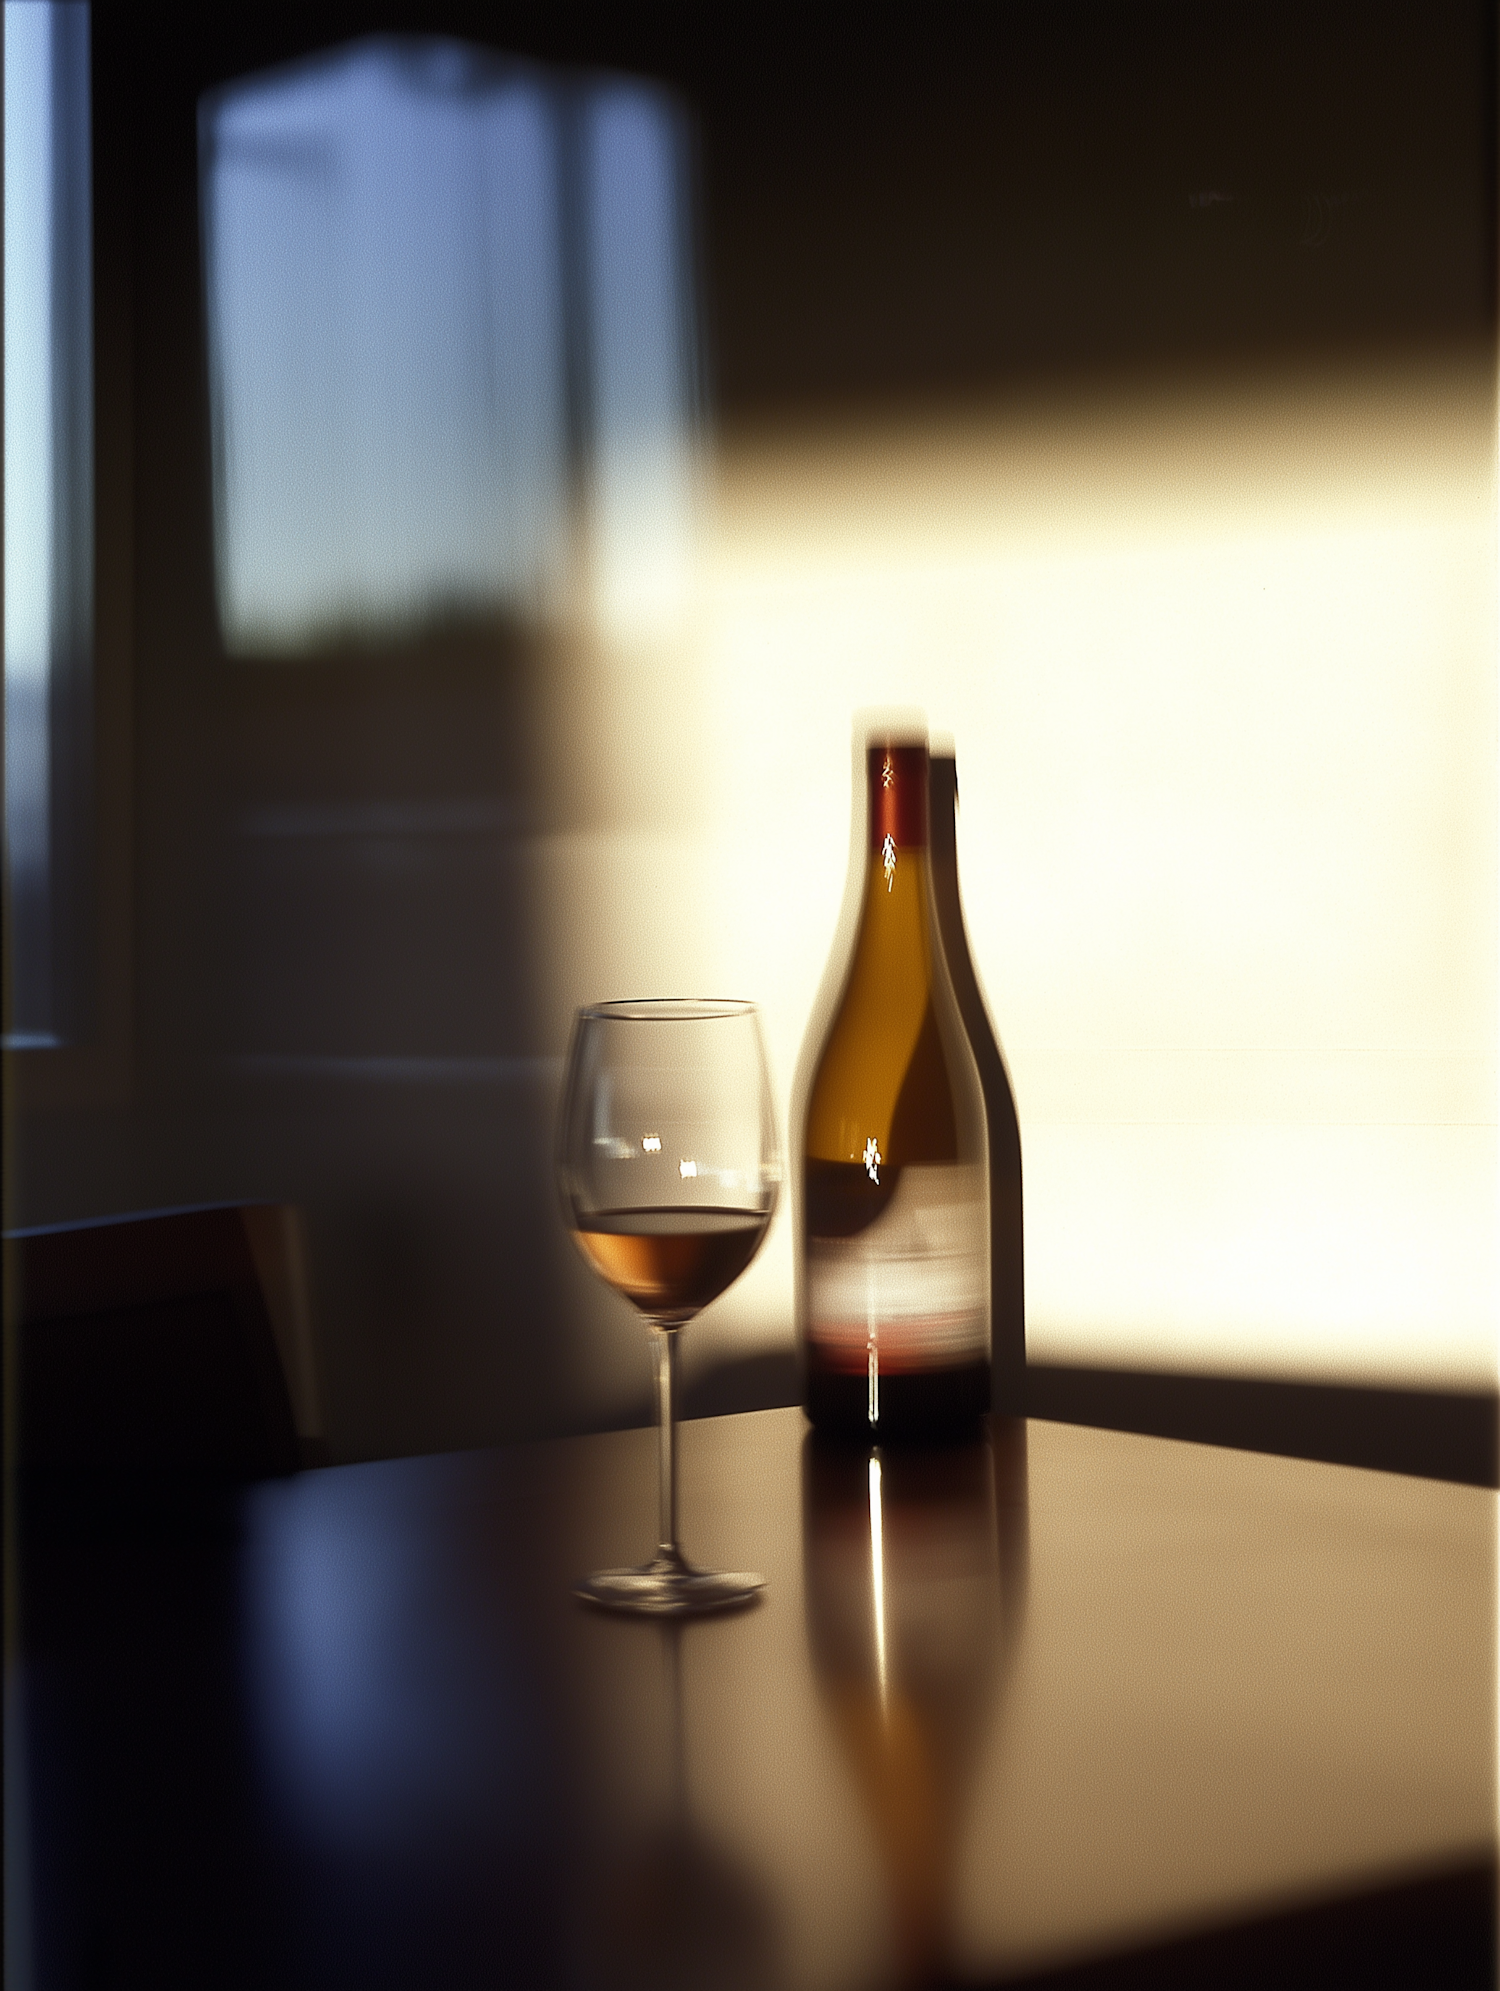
[11,1205,302,1480]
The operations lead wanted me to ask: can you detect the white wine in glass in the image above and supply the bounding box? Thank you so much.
[557,999,780,1615]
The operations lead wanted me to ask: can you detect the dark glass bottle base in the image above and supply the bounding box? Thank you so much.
[803,1356,990,1443]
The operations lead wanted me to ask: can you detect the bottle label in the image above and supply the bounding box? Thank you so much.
[806,1163,987,1374]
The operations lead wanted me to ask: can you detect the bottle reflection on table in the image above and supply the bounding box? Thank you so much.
[803,1422,1029,1987]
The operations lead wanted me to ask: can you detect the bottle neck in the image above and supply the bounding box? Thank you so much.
[802,738,946,1167]
[866,743,930,900]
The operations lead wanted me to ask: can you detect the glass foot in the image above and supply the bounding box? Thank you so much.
[577,1555,764,1617]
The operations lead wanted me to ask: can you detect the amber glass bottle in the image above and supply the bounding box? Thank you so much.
[800,736,989,1439]
[929,749,1025,1418]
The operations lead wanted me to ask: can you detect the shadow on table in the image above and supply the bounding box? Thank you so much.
[1024,1364,1498,1490]
[689,1348,1497,1490]
[995,1858,1497,1991]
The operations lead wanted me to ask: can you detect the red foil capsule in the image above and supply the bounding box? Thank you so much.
[867,743,930,853]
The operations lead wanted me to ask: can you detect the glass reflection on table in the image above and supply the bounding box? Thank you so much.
[572,1622,783,1991]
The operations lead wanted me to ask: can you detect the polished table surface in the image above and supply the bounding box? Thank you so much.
[17,1407,1496,1989]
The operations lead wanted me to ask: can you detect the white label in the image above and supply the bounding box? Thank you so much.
[808,1163,988,1373]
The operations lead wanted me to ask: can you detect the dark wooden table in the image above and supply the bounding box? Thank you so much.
[14,1407,1495,1988]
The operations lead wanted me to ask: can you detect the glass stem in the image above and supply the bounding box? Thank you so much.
[654,1326,680,1563]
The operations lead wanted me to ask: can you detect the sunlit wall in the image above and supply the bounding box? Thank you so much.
[535,358,1498,1394]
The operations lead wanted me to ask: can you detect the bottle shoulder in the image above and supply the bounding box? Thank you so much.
[803,862,984,1169]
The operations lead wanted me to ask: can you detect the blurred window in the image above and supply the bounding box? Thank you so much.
[198,38,698,656]
[3,0,93,1047]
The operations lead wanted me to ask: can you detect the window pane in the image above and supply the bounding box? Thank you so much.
[201,40,571,654]
[199,39,700,658]
[4,0,92,1047]
[585,82,698,640]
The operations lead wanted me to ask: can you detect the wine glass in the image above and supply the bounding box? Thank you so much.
[557,999,780,1615]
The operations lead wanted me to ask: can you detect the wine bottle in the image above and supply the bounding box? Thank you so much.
[928,749,1026,1418]
[799,730,989,1439]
